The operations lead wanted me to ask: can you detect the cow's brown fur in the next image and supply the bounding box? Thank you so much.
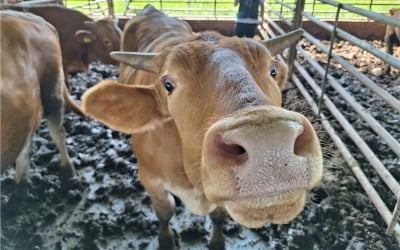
[9,4,121,80]
[385,8,400,72]
[82,5,323,249]
[1,10,76,189]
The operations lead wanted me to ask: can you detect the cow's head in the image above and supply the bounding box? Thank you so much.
[75,18,121,65]
[389,8,400,17]
[82,30,323,228]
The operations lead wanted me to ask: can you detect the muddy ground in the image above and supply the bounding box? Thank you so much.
[1,40,399,250]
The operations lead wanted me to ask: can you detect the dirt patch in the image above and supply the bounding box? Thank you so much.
[1,41,399,249]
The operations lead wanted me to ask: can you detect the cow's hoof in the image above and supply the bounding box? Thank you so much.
[158,227,176,250]
[208,240,225,250]
[8,180,30,208]
[60,163,77,182]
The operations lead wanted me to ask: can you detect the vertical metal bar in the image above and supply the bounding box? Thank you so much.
[214,0,217,18]
[107,0,115,18]
[317,4,341,117]
[368,0,373,11]
[160,0,163,11]
[287,0,305,76]
[88,0,92,16]
[311,0,316,15]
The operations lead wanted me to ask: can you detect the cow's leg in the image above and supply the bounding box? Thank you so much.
[46,117,76,179]
[385,33,394,73]
[140,174,176,250]
[41,68,76,179]
[14,138,32,196]
[208,207,226,250]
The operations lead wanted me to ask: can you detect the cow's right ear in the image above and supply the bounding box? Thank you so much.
[82,80,167,134]
[75,30,96,44]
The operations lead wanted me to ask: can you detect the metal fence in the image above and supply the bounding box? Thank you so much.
[62,0,399,19]
[63,0,400,242]
[5,0,399,243]
[261,0,400,243]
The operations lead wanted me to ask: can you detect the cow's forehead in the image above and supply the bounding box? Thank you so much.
[165,38,272,73]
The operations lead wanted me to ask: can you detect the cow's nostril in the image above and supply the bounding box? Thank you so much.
[294,121,312,156]
[214,135,248,164]
[218,139,246,156]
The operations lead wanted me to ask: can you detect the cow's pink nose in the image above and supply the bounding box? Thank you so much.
[205,118,312,170]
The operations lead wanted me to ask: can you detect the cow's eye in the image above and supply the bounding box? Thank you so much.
[163,78,175,94]
[270,65,277,78]
[104,39,112,47]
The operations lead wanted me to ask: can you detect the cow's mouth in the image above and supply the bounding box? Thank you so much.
[222,190,306,228]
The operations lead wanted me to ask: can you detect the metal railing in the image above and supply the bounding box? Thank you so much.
[269,0,400,20]
[61,0,399,18]
[12,0,399,243]
[262,0,400,242]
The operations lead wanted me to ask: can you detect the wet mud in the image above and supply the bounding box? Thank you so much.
[1,41,399,250]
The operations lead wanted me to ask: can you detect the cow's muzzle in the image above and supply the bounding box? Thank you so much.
[201,107,322,227]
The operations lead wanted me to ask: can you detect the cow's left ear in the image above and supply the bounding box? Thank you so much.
[75,30,96,44]
[82,80,167,134]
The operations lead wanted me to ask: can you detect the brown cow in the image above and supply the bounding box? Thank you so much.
[385,8,400,72]
[82,5,323,249]
[9,4,121,83]
[1,10,76,192]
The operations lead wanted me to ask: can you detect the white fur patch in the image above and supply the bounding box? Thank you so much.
[164,183,217,216]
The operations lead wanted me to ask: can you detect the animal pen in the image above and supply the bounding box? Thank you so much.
[67,0,400,242]
[1,0,400,248]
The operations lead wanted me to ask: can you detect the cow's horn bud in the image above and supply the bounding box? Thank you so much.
[261,29,304,56]
[110,51,159,73]
[84,21,96,29]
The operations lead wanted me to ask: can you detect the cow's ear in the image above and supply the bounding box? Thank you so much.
[82,80,167,134]
[75,30,96,44]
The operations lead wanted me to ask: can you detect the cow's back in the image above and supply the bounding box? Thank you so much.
[12,5,90,62]
[0,11,61,166]
[120,5,193,84]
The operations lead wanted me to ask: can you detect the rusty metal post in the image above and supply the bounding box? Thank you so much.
[317,3,341,117]
[287,0,305,77]
[107,0,114,18]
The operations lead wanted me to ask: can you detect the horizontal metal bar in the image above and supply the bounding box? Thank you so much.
[297,49,400,196]
[319,0,400,27]
[303,33,400,113]
[264,3,400,243]
[292,73,400,243]
[274,0,400,70]
[268,7,400,113]
[263,15,400,196]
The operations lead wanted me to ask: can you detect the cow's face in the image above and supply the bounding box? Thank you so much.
[78,18,121,65]
[82,30,323,228]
